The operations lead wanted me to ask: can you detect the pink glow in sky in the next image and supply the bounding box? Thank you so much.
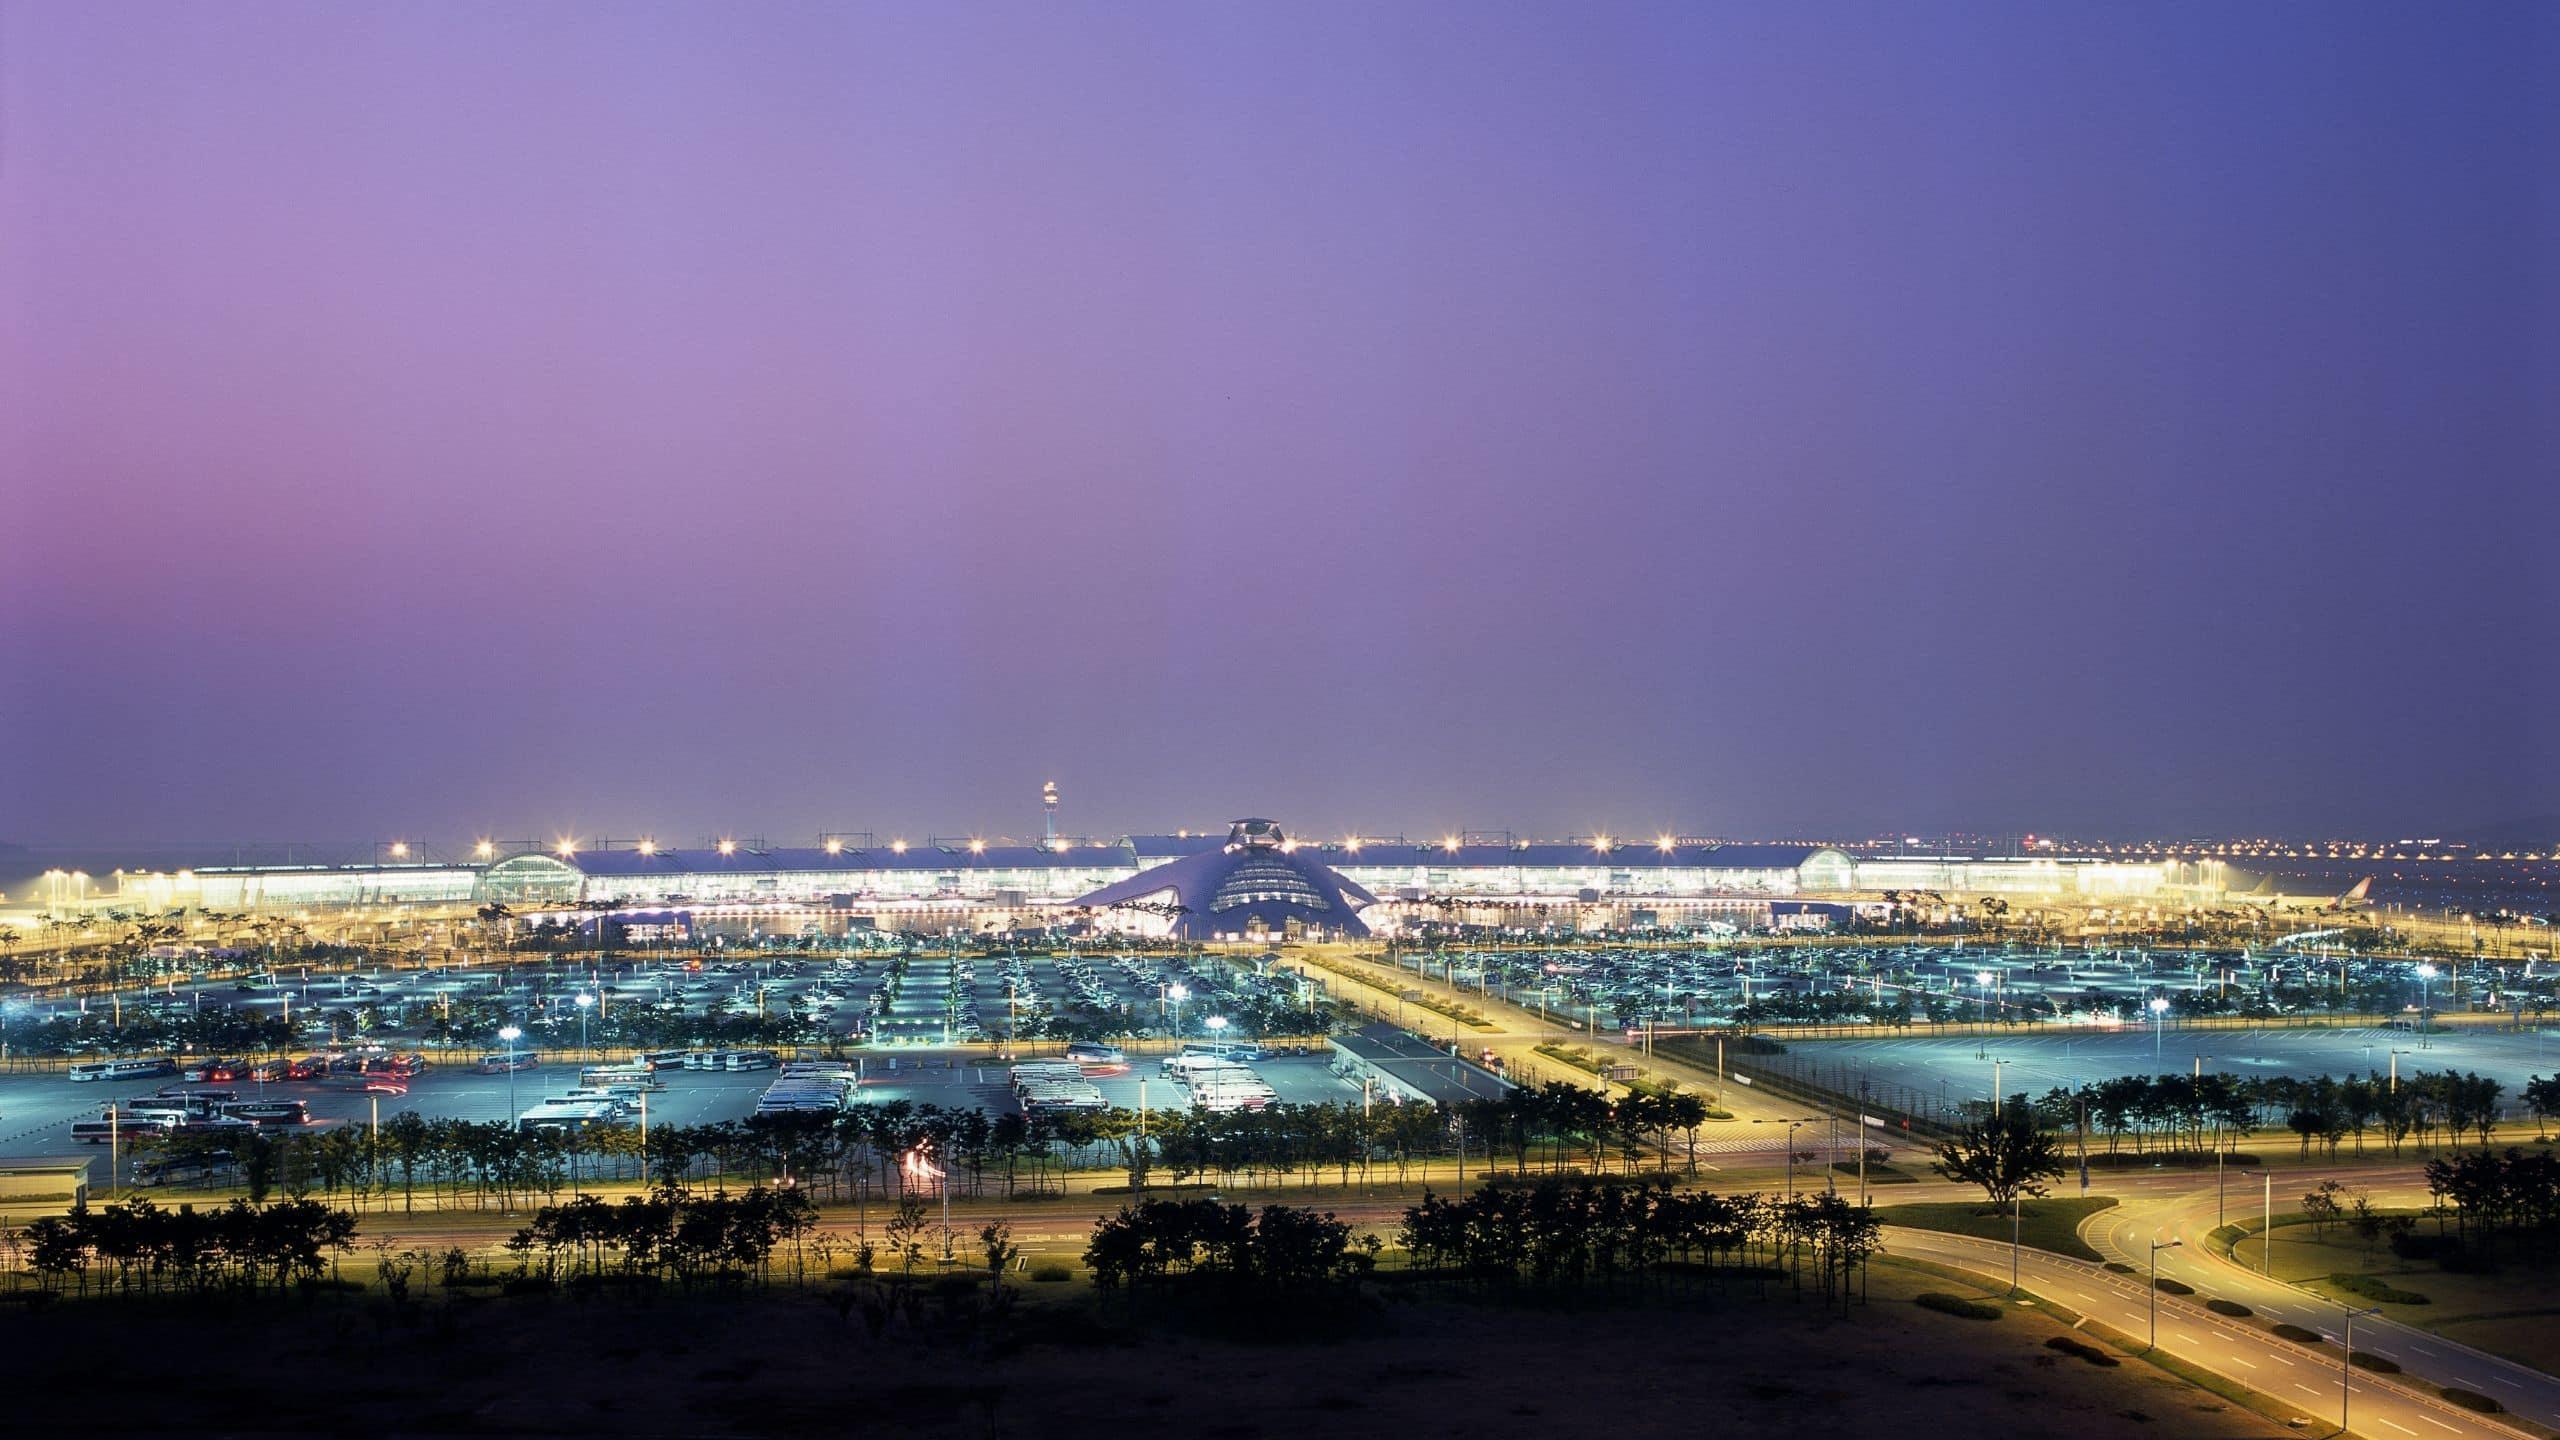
[2,3,2553,847]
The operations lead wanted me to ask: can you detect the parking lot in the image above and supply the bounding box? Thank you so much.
[1417,941,2521,1029]
[0,1047,1371,1160]
[1740,1022,2560,1127]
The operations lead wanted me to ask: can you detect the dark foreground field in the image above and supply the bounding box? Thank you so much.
[0,1267,2291,1439]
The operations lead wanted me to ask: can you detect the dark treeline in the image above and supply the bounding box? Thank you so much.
[2421,1148,2560,1264]
[19,1197,357,1294]
[1084,1199,1363,1291]
[1397,1176,1880,1305]
[504,1187,819,1285]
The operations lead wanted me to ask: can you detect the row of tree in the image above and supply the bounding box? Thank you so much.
[1396,1177,1881,1304]
[2422,1147,2560,1256]
[140,1083,1741,1212]
[1084,1199,1363,1291]
[503,1187,820,1283]
[16,1198,357,1294]
[1988,1069,2537,1159]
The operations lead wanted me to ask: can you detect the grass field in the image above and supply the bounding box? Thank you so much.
[2256,1219,2560,1376]
[1874,1196,2119,1263]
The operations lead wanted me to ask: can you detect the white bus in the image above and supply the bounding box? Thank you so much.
[71,1115,178,1143]
[580,1064,662,1091]
[69,1058,176,1083]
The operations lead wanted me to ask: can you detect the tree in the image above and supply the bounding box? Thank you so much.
[2525,1074,2560,1138]
[1929,1112,2066,1205]
[2301,1179,2346,1239]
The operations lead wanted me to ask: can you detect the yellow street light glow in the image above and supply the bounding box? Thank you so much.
[824,838,844,854]
[1658,835,1676,852]
[718,838,737,855]
[389,841,409,858]
[555,839,576,857]
[1344,836,1362,853]
[892,839,908,854]
[637,839,657,856]
[1594,835,1612,852]
[968,838,987,854]
[1443,835,1460,852]
[474,840,495,859]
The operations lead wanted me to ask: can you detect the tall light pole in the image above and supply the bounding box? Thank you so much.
[498,1023,523,1124]
[2243,1168,2272,1273]
[2148,1238,2183,1351]
[2414,962,2438,1040]
[574,991,593,1058]
[1167,983,1188,1038]
[2149,996,2170,1059]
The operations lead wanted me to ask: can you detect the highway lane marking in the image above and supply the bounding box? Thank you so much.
[2375,1418,2416,1435]
[2416,1416,2459,1433]
[2293,1384,2322,1396]
[2485,1374,2522,1389]
[2228,1356,2256,1370]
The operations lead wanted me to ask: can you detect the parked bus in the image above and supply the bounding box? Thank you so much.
[477,1051,540,1074]
[1063,1042,1125,1065]
[69,1058,176,1083]
[221,1100,311,1127]
[71,1115,177,1143]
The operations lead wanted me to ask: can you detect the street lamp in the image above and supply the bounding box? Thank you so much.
[1768,1117,1818,1198]
[498,1024,523,1123]
[1167,983,1188,1036]
[2242,1168,2272,1273]
[2149,996,2170,1058]
[2414,962,2438,1037]
[1975,970,1995,1025]
[574,992,593,1057]
[2148,1237,2183,1351]
[1205,1014,1228,1050]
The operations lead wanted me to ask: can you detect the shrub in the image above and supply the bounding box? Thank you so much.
[2440,1388,2503,1414]
[2152,1277,2194,1296]
[2102,1261,2136,1275]
[2348,1352,2400,1374]
[2330,1272,2430,1305]
[1915,1291,2003,1321]
[2044,1335,2121,1367]
[2272,1323,2328,1346]
[2205,1298,2252,1318]
[1030,1263,1072,1283]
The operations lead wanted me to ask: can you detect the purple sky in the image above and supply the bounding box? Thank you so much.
[2,2,2554,850]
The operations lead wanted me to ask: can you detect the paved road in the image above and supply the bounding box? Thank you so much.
[2087,1169,2560,1432]
[1885,1225,2526,1440]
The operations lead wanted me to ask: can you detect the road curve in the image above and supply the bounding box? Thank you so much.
[1884,1226,2530,1440]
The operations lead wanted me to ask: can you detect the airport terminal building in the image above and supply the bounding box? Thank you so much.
[97,820,2216,938]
